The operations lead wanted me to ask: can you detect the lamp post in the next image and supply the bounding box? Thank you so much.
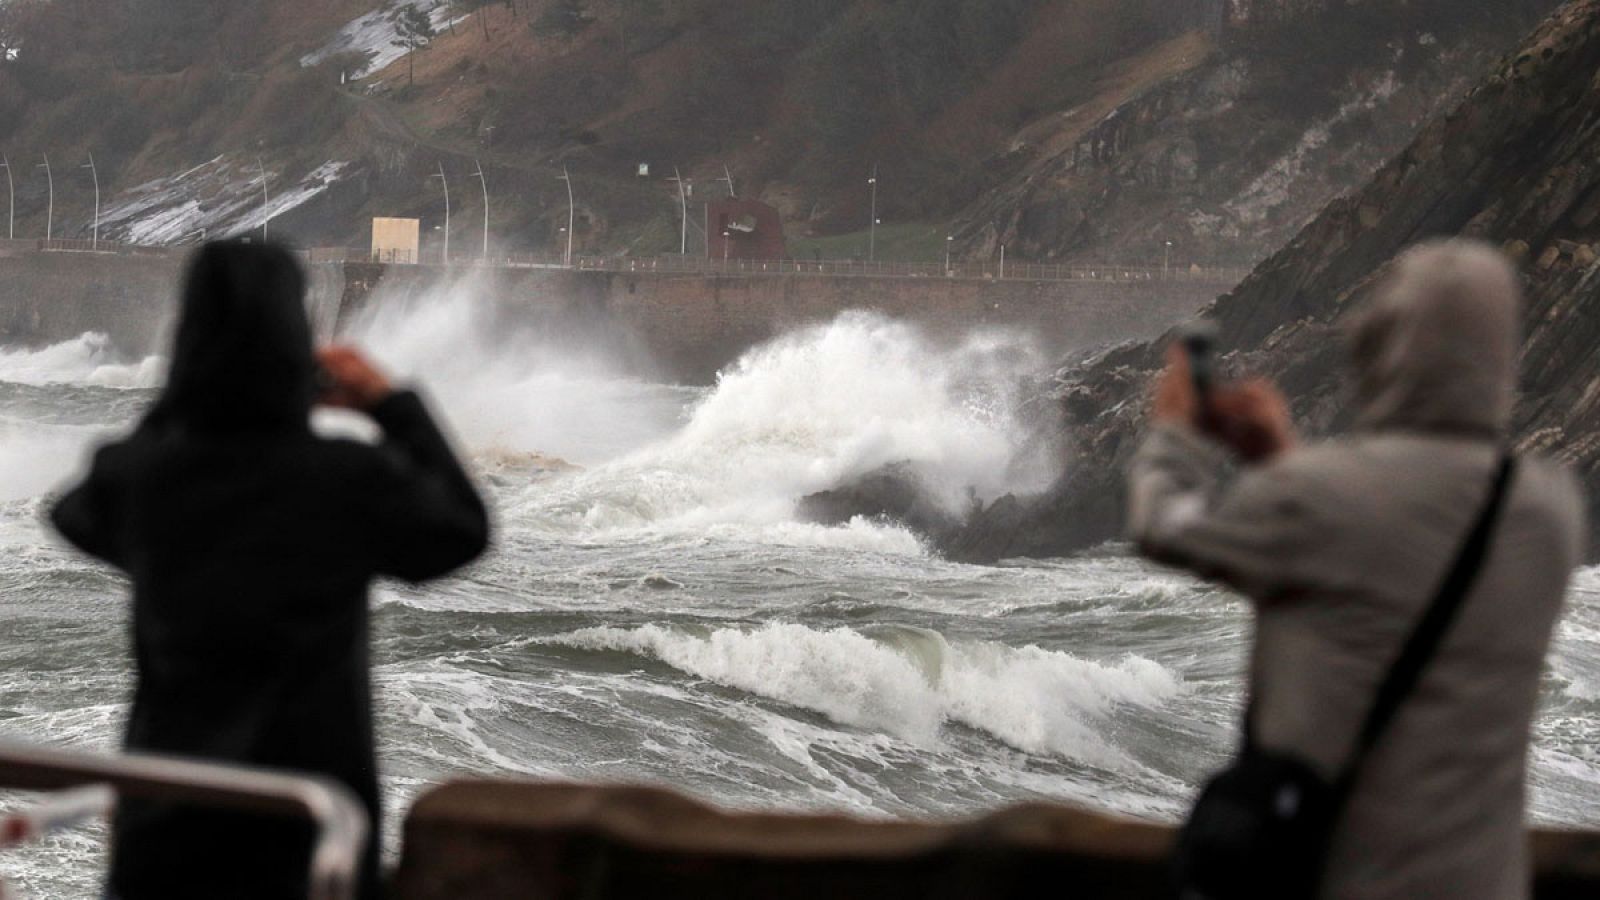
[82,153,99,250]
[37,154,52,240]
[0,154,13,240]
[558,166,574,267]
[1163,240,1173,279]
[669,167,689,255]
[720,163,736,198]
[256,157,271,242]
[722,230,730,265]
[999,244,1006,279]
[471,158,490,261]
[429,161,451,265]
[944,235,953,273]
[867,165,878,262]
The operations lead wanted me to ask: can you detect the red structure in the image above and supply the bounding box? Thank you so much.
[705,198,786,261]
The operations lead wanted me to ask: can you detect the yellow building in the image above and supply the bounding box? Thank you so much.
[371,217,420,264]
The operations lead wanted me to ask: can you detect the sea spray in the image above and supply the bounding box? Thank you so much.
[505,311,1058,546]
[0,333,162,390]
[342,274,694,465]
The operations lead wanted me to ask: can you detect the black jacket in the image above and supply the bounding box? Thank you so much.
[49,242,489,898]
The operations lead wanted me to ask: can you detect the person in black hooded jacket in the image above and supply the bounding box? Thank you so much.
[50,241,489,899]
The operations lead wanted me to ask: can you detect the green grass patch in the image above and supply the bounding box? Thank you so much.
[786,222,952,263]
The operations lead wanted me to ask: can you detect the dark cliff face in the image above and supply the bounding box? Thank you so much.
[952,1,1564,268]
[943,0,1600,563]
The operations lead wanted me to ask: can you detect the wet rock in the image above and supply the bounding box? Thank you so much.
[796,463,966,548]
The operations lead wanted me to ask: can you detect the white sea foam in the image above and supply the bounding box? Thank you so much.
[0,333,162,388]
[545,622,1182,767]
[505,312,1056,547]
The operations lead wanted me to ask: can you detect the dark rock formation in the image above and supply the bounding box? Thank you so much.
[941,0,1600,562]
[798,463,967,547]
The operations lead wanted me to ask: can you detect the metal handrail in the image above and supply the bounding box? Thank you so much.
[0,740,367,900]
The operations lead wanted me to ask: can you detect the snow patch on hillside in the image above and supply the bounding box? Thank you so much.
[301,1,468,78]
[99,158,352,246]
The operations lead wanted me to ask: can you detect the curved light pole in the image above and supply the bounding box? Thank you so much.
[82,153,99,250]
[557,166,574,267]
[1,154,13,240]
[720,163,736,199]
[37,154,53,240]
[429,161,451,265]
[867,165,878,262]
[256,157,271,242]
[470,159,489,261]
[668,167,688,256]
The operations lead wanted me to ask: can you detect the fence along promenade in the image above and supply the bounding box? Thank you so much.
[4,238,1248,286]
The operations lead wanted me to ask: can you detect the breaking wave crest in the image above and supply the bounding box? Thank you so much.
[507,313,1057,547]
[0,333,163,389]
[544,622,1182,768]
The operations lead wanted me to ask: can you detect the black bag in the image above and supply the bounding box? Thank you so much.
[1171,456,1516,900]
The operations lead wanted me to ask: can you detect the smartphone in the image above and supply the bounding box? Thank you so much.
[1176,320,1219,401]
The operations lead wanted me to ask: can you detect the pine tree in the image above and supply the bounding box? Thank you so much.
[393,4,437,87]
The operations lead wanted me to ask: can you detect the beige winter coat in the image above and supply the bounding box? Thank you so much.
[1128,241,1586,899]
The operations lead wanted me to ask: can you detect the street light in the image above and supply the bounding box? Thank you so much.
[944,235,953,273]
[256,157,272,242]
[720,163,736,199]
[37,154,52,240]
[0,153,13,240]
[668,167,689,256]
[429,161,451,265]
[82,153,99,250]
[1164,240,1174,279]
[722,230,730,264]
[867,165,878,262]
[470,158,490,261]
[999,244,1006,279]
[557,166,574,267]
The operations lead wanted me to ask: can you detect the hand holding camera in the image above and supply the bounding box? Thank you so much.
[316,346,393,412]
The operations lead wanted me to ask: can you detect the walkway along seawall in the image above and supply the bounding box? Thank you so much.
[0,250,1228,385]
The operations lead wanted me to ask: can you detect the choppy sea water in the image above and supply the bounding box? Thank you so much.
[0,289,1597,897]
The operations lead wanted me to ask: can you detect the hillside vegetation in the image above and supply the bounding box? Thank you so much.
[0,0,1564,261]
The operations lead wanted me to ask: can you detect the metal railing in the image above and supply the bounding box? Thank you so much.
[0,740,367,900]
[1,238,1250,286]
[329,250,1247,285]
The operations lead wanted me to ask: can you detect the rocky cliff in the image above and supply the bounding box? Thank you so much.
[818,0,1600,562]
[951,0,1562,267]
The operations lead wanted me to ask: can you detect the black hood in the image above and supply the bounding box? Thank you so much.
[153,241,315,434]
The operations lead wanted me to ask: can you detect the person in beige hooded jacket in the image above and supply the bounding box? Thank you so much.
[1128,239,1586,899]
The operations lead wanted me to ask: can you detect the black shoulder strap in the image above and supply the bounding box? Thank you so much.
[1335,455,1517,794]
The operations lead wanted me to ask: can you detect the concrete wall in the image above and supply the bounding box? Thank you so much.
[0,252,186,357]
[0,253,1224,384]
[338,264,1223,384]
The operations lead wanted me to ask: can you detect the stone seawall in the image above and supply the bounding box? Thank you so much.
[0,252,186,356]
[337,263,1224,384]
[0,253,1225,384]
